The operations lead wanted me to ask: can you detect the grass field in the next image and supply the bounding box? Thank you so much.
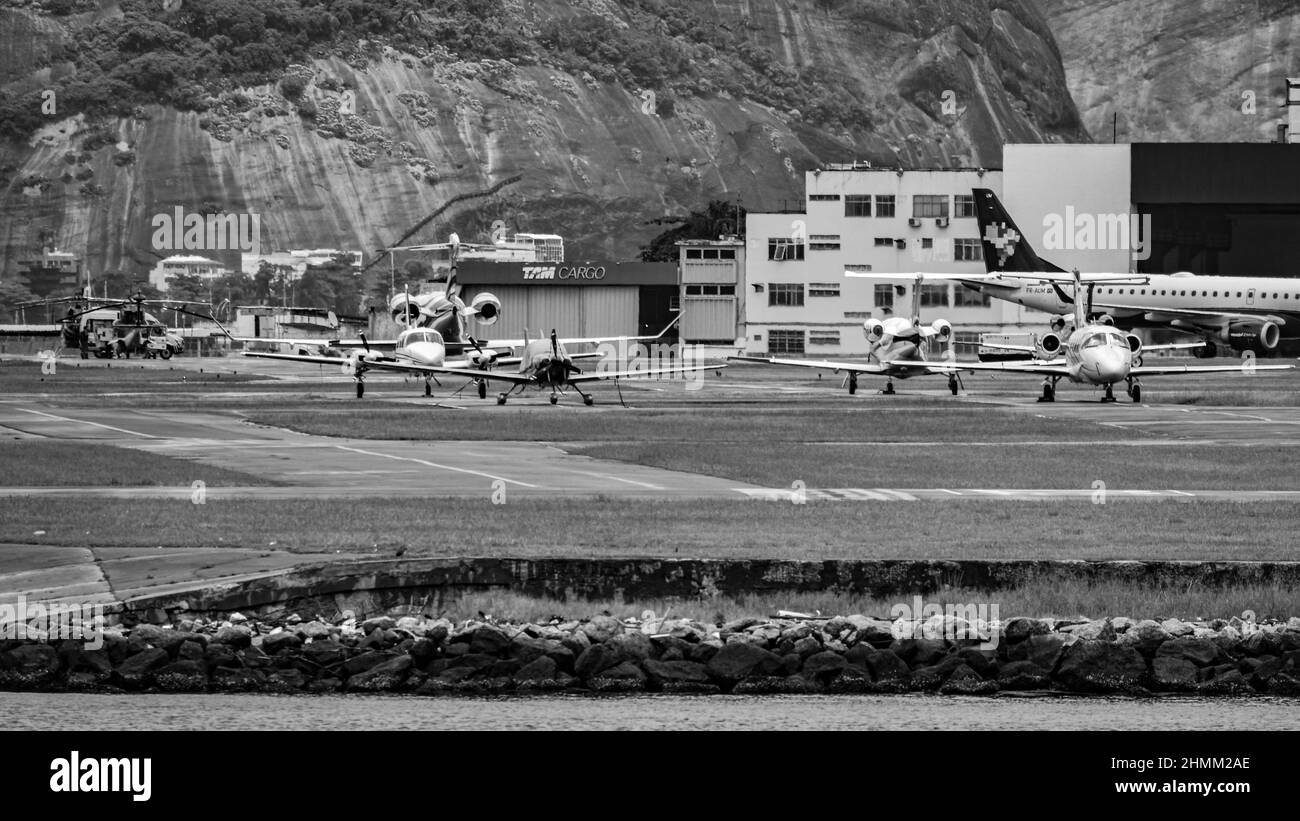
[0,441,276,486]
[242,406,1153,443]
[569,442,1300,490]
[2,497,1296,561]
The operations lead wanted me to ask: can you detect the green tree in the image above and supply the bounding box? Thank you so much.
[0,280,38,323]
[639,199,746,262]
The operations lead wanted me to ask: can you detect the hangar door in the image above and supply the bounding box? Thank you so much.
[580,287,638,337]
[682,296,735,342]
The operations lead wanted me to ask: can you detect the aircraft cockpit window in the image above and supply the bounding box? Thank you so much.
[1082,335,1107,349]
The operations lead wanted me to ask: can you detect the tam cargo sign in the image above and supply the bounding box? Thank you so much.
[457,260,677,286]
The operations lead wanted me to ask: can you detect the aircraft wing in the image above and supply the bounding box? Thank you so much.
[1131,362,1295,376]
[568,363,724,384]
[236,336,399,350]
[956,340,1038,354]
[485,316,682,349]
[889,359,1072,376]
[728,355,887,375]
[1142,342,1208,352]
[1086,302,1288,326]
[241,351,372,366]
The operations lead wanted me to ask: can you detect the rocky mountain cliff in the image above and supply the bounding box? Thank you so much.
[0,0,1087,281]
[1038,0,1300,143]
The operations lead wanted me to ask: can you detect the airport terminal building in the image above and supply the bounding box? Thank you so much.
[743,165,1049,356]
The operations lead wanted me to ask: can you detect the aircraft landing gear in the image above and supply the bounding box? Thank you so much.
[1127,377,1142,403]
[497,392,508,405]
[549,393,558,405]
[1197,340,1217,359]
[575,387,594,406]
[948,374,959,396]
[424,377,432,397]
[355,377,365,399]
[1038,377,1057,403]
[477,380,487,400]
[882,379,896,395]
[1102,383,1117,403]
[848,373,858,395]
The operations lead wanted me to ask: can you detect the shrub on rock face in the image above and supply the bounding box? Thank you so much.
[1055,641,1147,693]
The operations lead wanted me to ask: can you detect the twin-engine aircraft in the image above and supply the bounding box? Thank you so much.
[729,273,966,395]
[904,270,1294,402]
[241,318,718,405]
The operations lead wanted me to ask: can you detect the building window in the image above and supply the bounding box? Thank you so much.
[719,284,735,295]
[767,238,806,261]
[843,311,871,319]
[844,195,871,217]
[875,195,896,218]
[954,286,991,307]
[845,264,873,272]
[685,249,702,259]
[719,249,736,260]
[809,282,841,297]
[809,194,841,201]
[768,329,805,355]
[768,283,805,306]
[809,331,841,346]
[954,238,983,262]
[873,237,894,247]
[809,242,841,251]
[874,284,895,310]
[954,195,976,218]
[685,285,702,295]
[912,195,949,219]
[920,284,949,307]
[921,238,934,249]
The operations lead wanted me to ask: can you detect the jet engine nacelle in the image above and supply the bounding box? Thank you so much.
[929,319,952,341]
[389,292,435,326]
[1048,314,1069,333]
[1222,319,1281,353]
[468,292,501,326]
[1094,313,1116,327]
[1038,333,1062,357]
[863,320,885,344]
[1125,334,1143,355]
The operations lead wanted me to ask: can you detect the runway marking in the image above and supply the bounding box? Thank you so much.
[16,408,160,439]
[573,471,664,490]
[333,445,538,488]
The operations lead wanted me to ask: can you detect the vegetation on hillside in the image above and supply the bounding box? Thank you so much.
[0,0,876,141]
[639,199,747,262]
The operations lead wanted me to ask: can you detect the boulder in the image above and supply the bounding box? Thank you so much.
[1198,669,1254,696]
[348,656,413,691]
[445,653,497,674]
[1160,618,1195,637]
[202,643,238,672]
[1061,619,1115,642]
[307,677,342,693]
[574,642,626,679]
[513,656,558,682]
[643,659,711,686]
[264,669,306,693]
[235,646,271,669]
[780,623,814,643]
[297,621,332,640]
[152,660,208,692]
[68,647,114,681]
[705,642,783,684]
[1002,617,1051,644]
[1118,620,1170,654]
[115,648,169,688]
[824,665,871,693]
[689,641,722,664]
[1150,656,1199,692]
[997,660,1050,690]
[342,650,393,677]
[0,644,61,687]
[508,636,555,664]
[212,625,253,649]
[846,615,895,646]
[1055,641,1147,693]
[863,649,912,685]
[1025,634,1069,672]
[467,625,512,656]
[1267,673,1300,695]
[176,640,205,662]
[581,615,624,644]
[939,664,998,695]
[409,637,441,664]
[891,638,947,667]
[802,650,848,679]
[588,660,647,692]
[300,639,346,667]
[361,616,396,633]
[793,636,823,660]
[1156,637,1221,667]
[1241,629,1283,657]
[956,648,997,678]
[560,630,591,659]
[606,632,654,661]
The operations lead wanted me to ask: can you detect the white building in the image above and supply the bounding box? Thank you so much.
[744,164,1049,356]
[240,249,363,281]
[149,255,229,292]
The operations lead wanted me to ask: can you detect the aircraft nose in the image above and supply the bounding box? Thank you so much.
[1095,349,1128,382]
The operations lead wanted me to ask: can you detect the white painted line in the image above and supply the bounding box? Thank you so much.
[333,445,538,488]
[939,489,963,495]
[17,408,160,439]
[581,471,664,490]
[875,488,918,501]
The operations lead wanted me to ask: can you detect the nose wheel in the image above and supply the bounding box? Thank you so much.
[1101,384,1117,403]
[355,377,365,399]
[477,380,487,400]
[1126,378,1141,403]
[847,373,857,395]
[1038,377,1057,402]
[549,394,558,405]
[424,377,432,397]
[948,374,959,396]
[882,379,895,395]
[497,392,508,405]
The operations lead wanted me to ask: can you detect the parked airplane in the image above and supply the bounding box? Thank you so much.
[907,270,1294,402]
[728,273,966,395]
[964,188,1300,358]
[242,321,712,404]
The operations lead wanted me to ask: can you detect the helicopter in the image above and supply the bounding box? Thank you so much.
[22,292,209,360]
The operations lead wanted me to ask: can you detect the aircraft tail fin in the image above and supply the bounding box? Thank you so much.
[973,188,1065,274]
